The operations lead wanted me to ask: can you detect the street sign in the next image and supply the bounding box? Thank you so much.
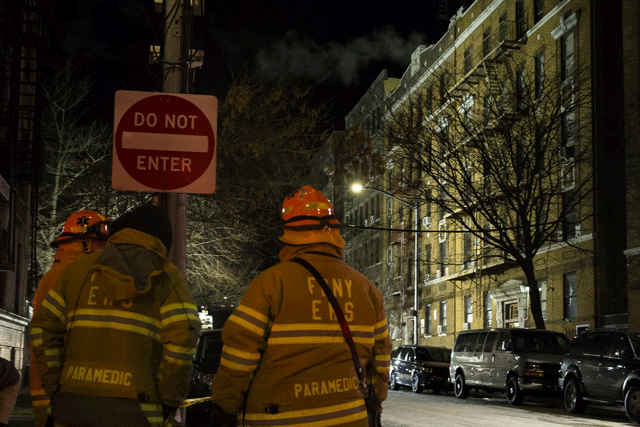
[112,90,217,193]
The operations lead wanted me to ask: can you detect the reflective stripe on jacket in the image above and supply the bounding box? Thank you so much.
[210,243,392,427]
[31,228,201,427]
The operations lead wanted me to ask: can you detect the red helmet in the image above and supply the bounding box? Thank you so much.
[50,210,109,249]
[280,186,344,248]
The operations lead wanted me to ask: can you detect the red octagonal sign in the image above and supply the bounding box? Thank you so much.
[112,90,217,193]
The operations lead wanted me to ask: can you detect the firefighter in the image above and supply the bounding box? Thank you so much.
[30,210,110,427]
[30,205,201,427]
[210,185,392,427]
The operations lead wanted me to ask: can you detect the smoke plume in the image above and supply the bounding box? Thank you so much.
[256,26,426,86]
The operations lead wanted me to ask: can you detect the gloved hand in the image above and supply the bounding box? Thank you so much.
[210,402,236,427]
[162,404,177,422]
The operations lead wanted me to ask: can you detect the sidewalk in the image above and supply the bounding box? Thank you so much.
[9,386,34,427]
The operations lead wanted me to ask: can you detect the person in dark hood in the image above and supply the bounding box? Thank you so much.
[0,357,20,427]
[31,204,201,427]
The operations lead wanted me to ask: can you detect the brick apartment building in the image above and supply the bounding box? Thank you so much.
[332,0,639,348]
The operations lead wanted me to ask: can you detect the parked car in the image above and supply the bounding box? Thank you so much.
[185,329,223,426]
[450,328,570,405]
[389,345,452,394]
[559,329,640,424]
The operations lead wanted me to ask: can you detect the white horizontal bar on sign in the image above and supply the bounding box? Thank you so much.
[122,132,208,153]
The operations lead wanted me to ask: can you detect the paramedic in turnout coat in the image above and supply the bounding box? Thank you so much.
[210,185,392,427]
[31,205,201,427]
[30,210,110,427]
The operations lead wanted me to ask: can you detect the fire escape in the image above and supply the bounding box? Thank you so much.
[0,0,45,287]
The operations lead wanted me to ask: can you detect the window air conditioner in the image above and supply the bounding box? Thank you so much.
[463,322,471,330]
[425,274,431,281]
[437,325,446,334]
[436,270,441,278]
[422,216,432,229]
[370,215,375,224]
[364,219,368,227]
[557,230,563,242]
[575,224,581,237]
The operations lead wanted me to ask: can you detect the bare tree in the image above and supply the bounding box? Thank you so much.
[380,52,594,329]
[37,62,113,271]
[185,71,329,308]
[37,62,159,277]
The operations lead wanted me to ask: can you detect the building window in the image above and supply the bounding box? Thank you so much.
[482,28,492,58]
[484,291,492,328]
[564,272,578,319]
[562,189,578,240]
[561,31,575,81]
[465,295,473,324]
[439,300,447,327]
[439,241,447,275]
[440,71,448,104]
[534,0,544,24]
[463,227,472,267]
[464,46,473,74]
[425,244,432,279]
[426,85,433,115]
[499,13,507,42]
[562,109,576,151]
[424,303,432,335]
[516,0,526,39]
[535,53,545,99]
[537,278,547,321]
[516,67,526,111]
[483,95,492,126]
[505,301,519,327]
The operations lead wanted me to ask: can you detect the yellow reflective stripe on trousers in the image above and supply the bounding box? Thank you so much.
[67,308,162,340]
[243,399,366,426]
[269,323,374,345]
[30,388,49,406]
[140,402,163,427]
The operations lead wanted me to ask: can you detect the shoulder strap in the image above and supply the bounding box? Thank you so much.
[290,257,366,387]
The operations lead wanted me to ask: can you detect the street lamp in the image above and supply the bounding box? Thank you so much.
[351,183,420,345]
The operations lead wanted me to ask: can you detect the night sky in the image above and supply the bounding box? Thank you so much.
[46,0,449,129]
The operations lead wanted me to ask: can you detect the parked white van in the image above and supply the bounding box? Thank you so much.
[450,328,570,405]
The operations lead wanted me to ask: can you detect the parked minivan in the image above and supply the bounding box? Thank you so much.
[450,328,570,405]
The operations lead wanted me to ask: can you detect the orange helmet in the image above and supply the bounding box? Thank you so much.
[50,210,110,249]
[279,185,344,248]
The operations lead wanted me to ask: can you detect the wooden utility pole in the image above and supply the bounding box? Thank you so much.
[160,0,188,275]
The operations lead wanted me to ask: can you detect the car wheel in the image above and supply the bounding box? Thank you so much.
[454,372,469,399]
[564,378,586,414]
[389,370,399,390]
[625,385,640,423]
[411,372,424,393]
[506,376,525,406]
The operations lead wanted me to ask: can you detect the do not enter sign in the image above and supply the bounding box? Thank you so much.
[112,90,217,193]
